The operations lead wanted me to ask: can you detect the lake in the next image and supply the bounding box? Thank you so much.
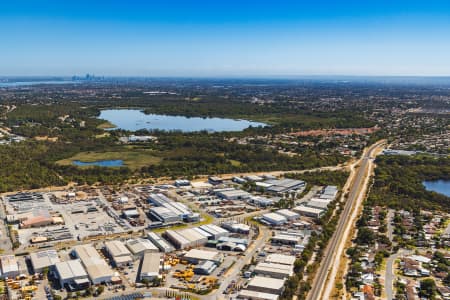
[423,180,450,197]
[98,109,267,132]
[73,160,124,167]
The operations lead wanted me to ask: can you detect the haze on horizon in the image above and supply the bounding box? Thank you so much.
[1,0,450,77]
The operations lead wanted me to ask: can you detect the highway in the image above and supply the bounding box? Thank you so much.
[306,141,385,300]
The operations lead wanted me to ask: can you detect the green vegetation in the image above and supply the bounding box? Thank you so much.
[56,149,161,169]
[0,97,371,191]
[286,170,349,188]
[367,155,450,212]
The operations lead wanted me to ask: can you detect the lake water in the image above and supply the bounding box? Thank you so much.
[98,109,267,132]
[423,180,450,197]
[73,160,124,167]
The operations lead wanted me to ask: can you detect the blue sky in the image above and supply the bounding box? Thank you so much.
[1,0,450,76]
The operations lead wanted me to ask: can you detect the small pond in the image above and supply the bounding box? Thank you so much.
[72,160,124,167]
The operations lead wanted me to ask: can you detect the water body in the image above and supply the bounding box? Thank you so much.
[73,160,124,167]
[0,80,76,87]
[98,109,267,132]
[423,180,450,197]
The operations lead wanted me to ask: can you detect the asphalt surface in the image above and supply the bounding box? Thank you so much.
[385,249,411,300]
[306,141,384,300]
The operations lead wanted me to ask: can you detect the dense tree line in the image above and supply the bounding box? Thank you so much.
[367,155,450,212]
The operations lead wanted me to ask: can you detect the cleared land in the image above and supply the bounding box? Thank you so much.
[56,149,161,169]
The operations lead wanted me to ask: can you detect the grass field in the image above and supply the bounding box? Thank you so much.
[97,120,117,129]
[56,149,161,169]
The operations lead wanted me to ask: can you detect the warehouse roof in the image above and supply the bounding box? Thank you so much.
[105,240,132,258]
[73,245,114,282]
[30,250,60,271]
[126,238,159,255]
[199,224,229,236]
[237,289,279,300]
[147,232,174,252]
[262,213,287,223]
[254,262,293,277]
[265,254,296,266]
[293,206,325,215]
[140,252,162,278]
[276,209,299,219]
[55,259,87,280]
[0,255,19,274]
[248,276,285,290]
[184,249,221,262]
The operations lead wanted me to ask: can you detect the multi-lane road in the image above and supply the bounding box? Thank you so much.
[306,141,385,300]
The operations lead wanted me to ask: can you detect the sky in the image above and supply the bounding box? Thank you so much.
[1,0,450,77]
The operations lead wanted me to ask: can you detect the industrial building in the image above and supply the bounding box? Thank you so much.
[217,236,249,246]
[293,206,325,219]
[0,255,20,278]
[29,250,60,273]
[174,179,191,187]
[254,262,293,279]
[237,289,279,300]
[322,185,338,198]
[20,215,54,228]
[194,260,217,275]
[104,240,133,267]
[248,196,275,207]
[148,193,197,222]
[199,224,229,240]
[139,252,162,282]
[165,228,208,249]
[208,176,223,185]
[261,213,287,226]
[183,249,223,265]
[214,188,252,200]
[221,221,250,234]
[247,276,285,295]
[275,209,300,220]
[126,238,159,256]
[244,175,264,182]
[264,179,306,194]
[147,232,174,253]
[271,234,301,245]
[72,244,115,284]
[305,199,331,210]
[232,176,247,184]
[54,260,90,290]
[149,206,181,223]
[265,254,296,266]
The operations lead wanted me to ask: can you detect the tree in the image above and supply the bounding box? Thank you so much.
[419,278,436,299]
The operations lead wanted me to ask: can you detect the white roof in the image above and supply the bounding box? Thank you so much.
[126,238,159,254]
[73,244,114,282]
[408,255,431,264]
[0,255,19,274]
[105,240,132,258]
[140,252,161,277]
[255,262,293,276]
[55,259,87,280]
[262,213,287,223]
[248,276,285,289]
[184,249,220,261]
[293,206,324,214]
[276,209,299,218]
[30,250,60,271]
[238,290,279,300]
[265,254,296,266]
